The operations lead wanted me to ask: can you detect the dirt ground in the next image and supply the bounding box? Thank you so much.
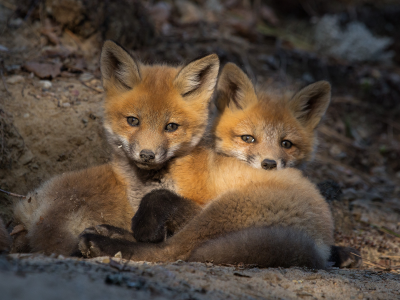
[1,254,399,300]
[1,1,400,299]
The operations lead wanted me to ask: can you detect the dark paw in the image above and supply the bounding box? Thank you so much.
[329,246,362,268]
[79,233,114,258]
[132,189,201,243]
[132,190,177,243]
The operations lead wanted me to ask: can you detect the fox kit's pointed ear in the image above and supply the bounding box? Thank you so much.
[100,40,141,93]
[289,81,331,129]
[174,54,220,101]
[216,63,257,112]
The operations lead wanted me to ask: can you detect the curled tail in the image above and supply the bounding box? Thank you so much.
[188,226,327,269]
[0,217,11,253]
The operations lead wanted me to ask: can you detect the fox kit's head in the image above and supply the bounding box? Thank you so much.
[213,63,331,170]
[101,41,219,170]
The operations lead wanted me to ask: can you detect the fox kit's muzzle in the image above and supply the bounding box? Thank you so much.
[140,149,155,163]
[261,159,277,170]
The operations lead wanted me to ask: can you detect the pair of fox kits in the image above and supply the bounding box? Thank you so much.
[9,41,359,268]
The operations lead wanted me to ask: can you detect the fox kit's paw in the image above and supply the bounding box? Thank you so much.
[132,189,179,243]
[81,225,135,242]
[132,189,201,243]
[329,246,362,268]
[79,233,137,259]
[79,233,114,258]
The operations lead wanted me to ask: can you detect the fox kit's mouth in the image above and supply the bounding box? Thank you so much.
[135,161,163,170]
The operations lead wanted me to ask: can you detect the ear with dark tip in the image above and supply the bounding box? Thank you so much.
[100,40,141,93]
[174,54,220,101]
[216,63,257,112]
[288,81,331,129]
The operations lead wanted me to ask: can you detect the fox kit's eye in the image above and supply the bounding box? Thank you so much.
[241,135,255,143]
[127,117,139,127]
[281,140,292,149]
[165,123,179,132]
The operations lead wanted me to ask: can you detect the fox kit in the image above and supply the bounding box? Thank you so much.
[213,63,329,170]
[78,64,336,269]
[12,41,220,255]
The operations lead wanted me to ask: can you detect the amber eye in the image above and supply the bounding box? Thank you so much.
[127,117,139,126]
[165,123,179,132]
[241,135,255,143]
[281,140,292,149]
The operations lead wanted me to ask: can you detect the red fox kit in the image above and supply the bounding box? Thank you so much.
[213,63,330,170]
[12,41,220,256]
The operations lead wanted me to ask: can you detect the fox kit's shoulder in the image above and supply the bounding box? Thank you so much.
[213,63,331,170]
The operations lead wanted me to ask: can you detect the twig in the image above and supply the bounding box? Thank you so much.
[64,29,82,50]
[351,252,390,271]
[380,255,400,259]
[0,0,17,10]
[79,80,103,94]
[0,188,26,198]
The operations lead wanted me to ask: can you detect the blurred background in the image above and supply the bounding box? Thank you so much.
[1,0,400,268]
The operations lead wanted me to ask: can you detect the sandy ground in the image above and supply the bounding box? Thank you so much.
[1,254,400,300]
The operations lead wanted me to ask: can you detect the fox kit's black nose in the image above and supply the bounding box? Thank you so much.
[140,150,155,162]
[261,159,277,170]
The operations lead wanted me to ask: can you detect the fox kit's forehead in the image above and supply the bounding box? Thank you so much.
[139,64,180,87]
[105,64,185,116]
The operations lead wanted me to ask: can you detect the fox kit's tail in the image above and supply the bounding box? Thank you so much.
[0,217,11,253]
[188,226,326,269]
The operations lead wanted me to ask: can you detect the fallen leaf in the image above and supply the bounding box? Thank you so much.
[6,75,25,84]
[24,61,62,79]
[260,5,279,26]
[36,216,44,225]
[10,224,26,236]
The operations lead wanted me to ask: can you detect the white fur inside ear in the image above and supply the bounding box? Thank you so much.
[174,54,219,100]
[101,41,141,92]
[216,63,257,111]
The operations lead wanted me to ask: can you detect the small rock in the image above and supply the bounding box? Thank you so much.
[114,251,122,258]
[102,258,110,264]
[0,45,9,52]
[39,80,52,89]
[79,72,94,82]
[6,75,25,84]
[19,149,34,165]
[176,0,203,24]
[24,61,62,79]
[23,113,29,118]
[62,103,71,108]
[9,18,23,28]
[5,64,20,72]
